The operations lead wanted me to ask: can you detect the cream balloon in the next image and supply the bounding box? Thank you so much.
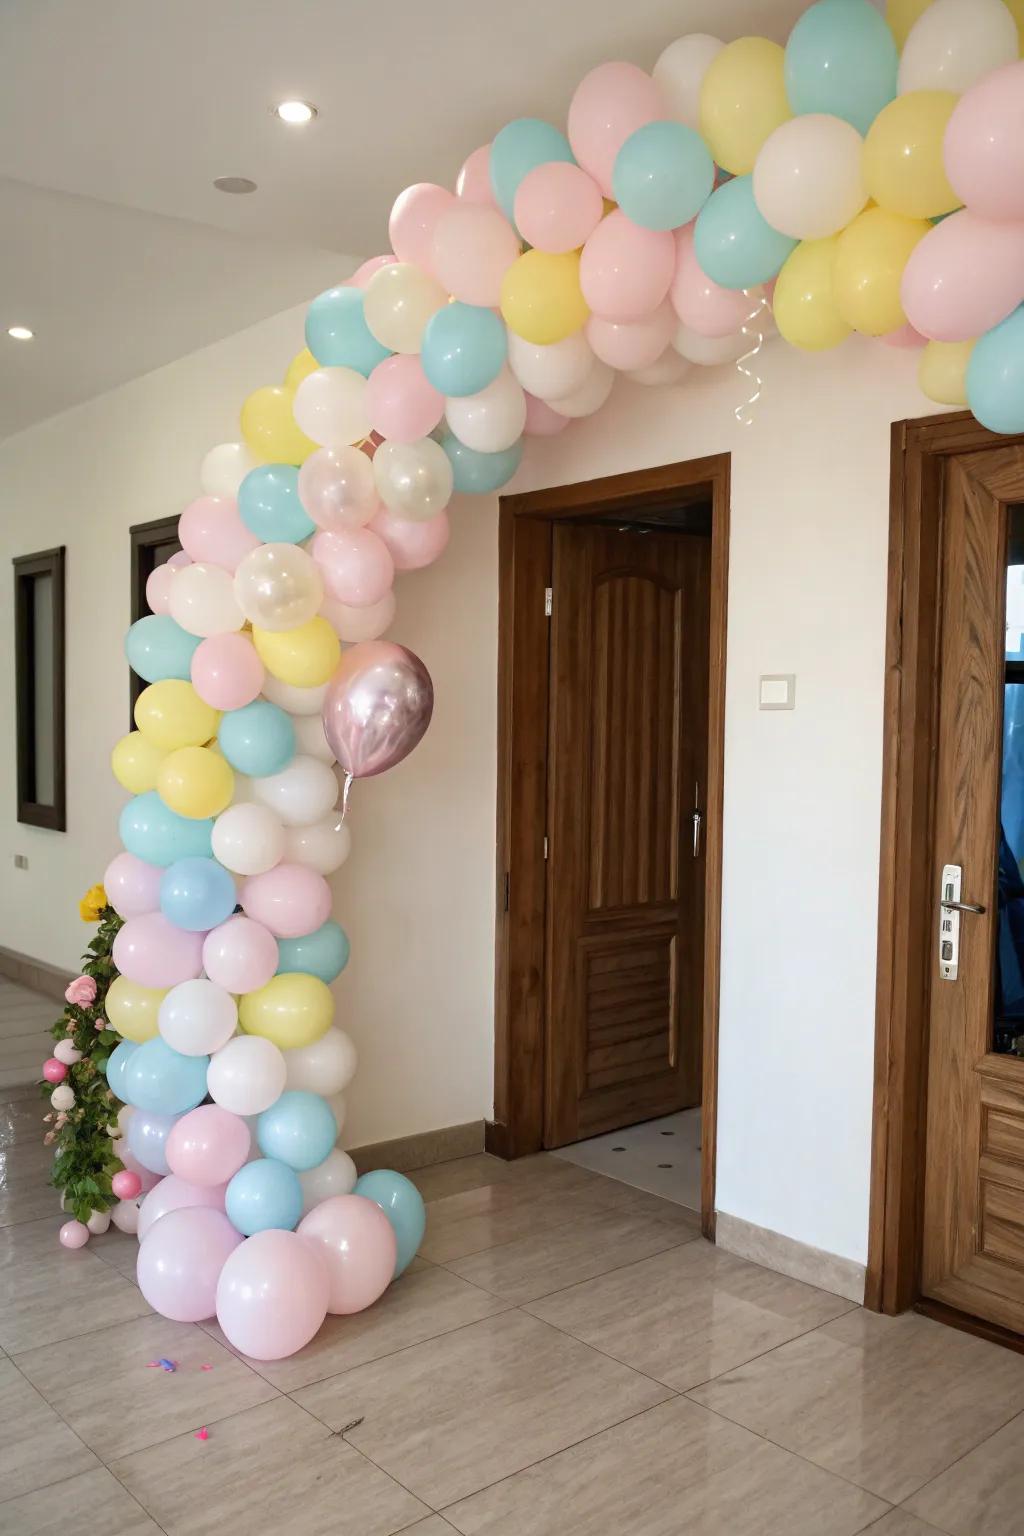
[291,712,336,764]
[234,543,324,632]
[506,330,595,401]
[168,562,244,638]
[260,676,328,716]
[445,367,527,452]
[320,590,396,642]
[753,115,867,240]
[547,360,615,418]
[653,34,725,130]
[158,978,238,1056]
[284,1026,358,1096]
[293,367,371,449]
[673,324,750,365]
[363,262,447,353]
[373,437,453,521]
[627,350,692,385]
[297,1147,357,1215]
[252,754,338,828]
[284,813,353,875]
[211,802,286,876]
[200,441,254,498]
[207,1034,287,1117]
[898,0,1018,94]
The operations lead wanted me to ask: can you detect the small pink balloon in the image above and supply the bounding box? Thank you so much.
[944,61,1024,223]
[113,1142,160,1193]
[514,162,604,254]
[369,507,450,571]
[298,1194,397,1314]
[322,641,433,781]
[388,183,456,275]
[240,864,332,939]
[178,496,260,573]
[586,301,676,370]
[567,61,665,195]
[580,211,675,322]
[167,551,192,570]
[311,527,394,609]
[166,1105,251,1187]
[365,355,444,443]
[43,1058,67,1084]
[456,143,496,206]
[298,446,380,531]
[348,253,397,288]
[191,631,265,710]
[523,393,571,436]
[138,1174,228,1242]
[112,913,205,989]
[900,209,1024,343]
[104,851,163,919]
[320,591,396,642]
[59,1220,90,1249]
[138,1206,242,1323]
[670,225,760,339]
[432,203,521,306]
[216,1228,329,1360]
[146,564,175,616]
[880,322,926,349]
[112,1169,143,1200]
[202,914,279,994]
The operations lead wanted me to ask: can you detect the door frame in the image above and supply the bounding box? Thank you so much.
[488,453,730,1241]
[867,410,1024,1319]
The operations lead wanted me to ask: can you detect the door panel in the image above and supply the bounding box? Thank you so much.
[544,522,709,1146]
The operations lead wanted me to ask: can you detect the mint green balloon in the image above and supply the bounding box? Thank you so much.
[612,122,714,232]
[693,176,796,291]
[967,307,1024,436]
[785,0,898,136]
[124,616,199,683]
[490,118,575,223]
[276,920,350,984]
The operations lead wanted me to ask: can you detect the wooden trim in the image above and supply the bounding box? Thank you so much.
[915,1297,1024,1357]
[493,455,730,1242]
[13,546,66,832]
[129,515,182,719]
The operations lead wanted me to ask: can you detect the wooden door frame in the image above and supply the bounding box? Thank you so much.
[867,411,1024,1315]
[488,453,730,1241]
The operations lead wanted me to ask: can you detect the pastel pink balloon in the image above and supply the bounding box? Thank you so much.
[166,1105,251,1186]
[880,322,926,349]
[138,1206,242,1322]
[311,527,394,608]
[240,864,332,939]
[112,1168,142,1200]
[202,915,279,993]
[43,1058,67,1084]
[369,507,451,571]
[297,1194,397,1314]
[104,851,163,918]
[60,1220,89,1249]
[191,632,264,710]
[944,61,1024,223]
[112,1143,160,1193]
[580,211,675,322]
[670,225,759,338]
[365,355,444,443]
[178,496,260,573]
[514,162,604,254]
[388,183,456,275]
[567,61,665,195]
[112,913,204,989]
[348,253,397,288]
[298,446,380,532]
[524,393,571,436]
[216,1228,329,1360]
[323,642,433,781]
[900,210,1024,343]
[432,203,521,306]
[586,301,676,370]
[456,143,496,206]
[320,591,396,642]
[138,1174,228,1242]
[146,564,175,615]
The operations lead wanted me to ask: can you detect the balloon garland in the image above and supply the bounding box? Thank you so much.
[80,0,1024,1361]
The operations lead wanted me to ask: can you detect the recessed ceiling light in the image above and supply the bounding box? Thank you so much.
[213,176,258,195]
[8,325,33,340]
[273,99,317,125]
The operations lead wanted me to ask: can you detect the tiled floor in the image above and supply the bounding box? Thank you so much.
[551,1108,702,1210]
[5,985,1024,1531]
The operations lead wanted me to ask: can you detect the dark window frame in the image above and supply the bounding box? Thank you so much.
[129,515,182,719]
[13,546,67,831]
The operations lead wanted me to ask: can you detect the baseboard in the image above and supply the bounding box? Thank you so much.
[0,944,73,1005]
[715,1211,866,1305]
[349,1119,485,1175]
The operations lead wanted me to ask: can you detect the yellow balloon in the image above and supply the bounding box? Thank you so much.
[699,37,790,176]
[238,972,333,1050]
[885,0,933,49]
[157,745,235,819]
[284,348,319,391]
[106,976,166,1043]
[240,384,317,466]
[500,250,589,345]
[1005,0,1024,52]
[773,238,851,352]
[863,92,960,219]
[111,731,166,794]
[252,617,340,688]
[134,680,221,752]
[918,339,975,405]
[834,207,930,336]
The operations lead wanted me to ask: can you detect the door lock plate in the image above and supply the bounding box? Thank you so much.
[939,863,962,981]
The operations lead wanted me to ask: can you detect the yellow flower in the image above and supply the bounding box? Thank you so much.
[79,884,107,922]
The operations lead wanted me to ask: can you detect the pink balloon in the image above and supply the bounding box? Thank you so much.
[178,496,260,573]
[165,1105,251,1186]
[297,1194,397,1314]
[523,393,571,436]
[586,301,676,370]
[167,551,192,570]
[104,851,163,918]
[216,1228,329,1360]
[514,163,604,254]
[670,225,759,338]
[567,61,665,196]
[112,1142,160,1193]
[311,527,394,609]
[112,1169,142,1200]
[60,1221,89,1249]
[365,356,444,443]
[348,253,397,289]
[944,61,1024,223]
[298,446,380,532]
[580,211,675,322]
[43,1058,67,1084]
[191,632,264,710]
[145,564,175,616]
[456,144,496,206]
[432,203,521,306]
[202,914,279,993]
[900,210,1024,343]
[320,591,396,642]
[112,913,204,989]
[369,507,450,571]
[240,864,332,939]
[138,1174,228,1242]
[322,641,433,781]
[388,183,456,275]
[880,322,926,349]
[138,1206,242,1322]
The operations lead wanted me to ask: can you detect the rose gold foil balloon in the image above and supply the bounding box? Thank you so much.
[322,642,433,795]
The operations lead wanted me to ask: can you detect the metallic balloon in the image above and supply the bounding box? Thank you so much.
[321,642,433,790]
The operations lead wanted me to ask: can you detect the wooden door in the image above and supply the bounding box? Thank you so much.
[544,521,709,1146]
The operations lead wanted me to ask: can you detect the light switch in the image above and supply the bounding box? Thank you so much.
[759,674,796,710]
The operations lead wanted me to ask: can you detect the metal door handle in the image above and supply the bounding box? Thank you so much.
[940,899,987,915]
[691,809,702,858]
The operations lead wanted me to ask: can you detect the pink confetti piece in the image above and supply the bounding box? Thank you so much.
[200,1364,213,1371]
[194,1427,208,1441]
[146,1362,160,1369]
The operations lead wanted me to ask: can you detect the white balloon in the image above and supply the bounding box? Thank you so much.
[653,33,724,130]
[234,543,324,633]
[363,262,447,353]
[627,351,692,386]
[753,115,867,240]
[168,562,244,638]
[50,1084,75,1111]
[294,367,371,448]
[253,754,338,828]
[212,801,285,876]
[207,1035,287,1116]
[86,1209,112,1235]
[290,712,335,764]
[672,325,749,365]
[898,0,1017,94]
[260,676,328,716]
[320,590,395,642]
[548,360,615,418]
[445,366,526,452]
[297,1147,357,1215]
[507,330,595,401]
[110,1195,144,1235]
[373,437,453,521]
[200,441,254,499]
[284,1026,358,1096]
[158,978,238,1056]
[284,813,352,875]
[54,1038,83,1065]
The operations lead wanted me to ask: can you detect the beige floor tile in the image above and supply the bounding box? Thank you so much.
[409,1155,520,1203]
[905,1408,1024,1535]
[442,1395,887,1536]
[0,1465,161,1534]
[0,1033,57,1090]
[294,1308,671,1508]
[0,1215,150,1352]
[0,1356,98,1503]
[689,1308,1024,1504]
[110,1396,428,1536]
[16,1312,278,1460]
[525,1239,854,1390]
[860,1514,950,1535]
[90,1226,143,1282]
[0,1094,47,1148]
[0,1141,59,1228]
[400,1522,461,1535]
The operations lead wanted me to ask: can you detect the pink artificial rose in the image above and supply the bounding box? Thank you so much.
[65,975,97,1007]
[43,1131,55,1145]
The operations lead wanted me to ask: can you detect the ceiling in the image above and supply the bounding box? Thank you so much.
[0,0,822,437]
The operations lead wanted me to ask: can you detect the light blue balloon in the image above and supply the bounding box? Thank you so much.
[441,433,523,495]
[967,307,1024,436]
[124,616,200,684]
[160,856,237,932]
[226,1158,303,1235]
[257,1090,338,1171]
[237,465,315,543]
[612,122,714,233]
[119,792,214,868]
[694,176,797,290]
[276,920,350,984]
[105,1039,137,1101]
[305,286,391,375]
[785,0,898,135]
[355,1169,426,1277]
[218,700,295,777]
[124,1038,209,1116]
[421,303,507,398]
[126,1108,179,1175]
[490,118,576,224]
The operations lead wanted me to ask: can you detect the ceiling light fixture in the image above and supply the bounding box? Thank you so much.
[273,99,317,125]
[213,176,258,194]
[8,325,33,340]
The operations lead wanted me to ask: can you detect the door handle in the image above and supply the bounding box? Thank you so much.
[940,899,987,915]
[692,808,702,858]
[938,864,986,981]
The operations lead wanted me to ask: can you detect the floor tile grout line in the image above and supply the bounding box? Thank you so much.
[418,1196,695,1269]
[670,1301,860,1398]
[434,1230,700,1306]
[4,1294,155,1360]
[287,1385,446,1519]
[514,1299,707,1398]
[893,1398,1024,1513]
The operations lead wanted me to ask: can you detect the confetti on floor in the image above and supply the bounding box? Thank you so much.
[157,1358,177,1372]
[194,1427,208,1441]
[200,1363,213,1371]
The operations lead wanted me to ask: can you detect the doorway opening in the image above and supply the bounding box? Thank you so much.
[488,454,729,1241]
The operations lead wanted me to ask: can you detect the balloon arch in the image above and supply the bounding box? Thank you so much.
[51,0,1024,1359]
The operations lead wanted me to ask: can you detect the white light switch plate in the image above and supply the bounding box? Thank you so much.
[759,674,796,710]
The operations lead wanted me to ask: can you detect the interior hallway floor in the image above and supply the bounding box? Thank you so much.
[4,980,1024,1533]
